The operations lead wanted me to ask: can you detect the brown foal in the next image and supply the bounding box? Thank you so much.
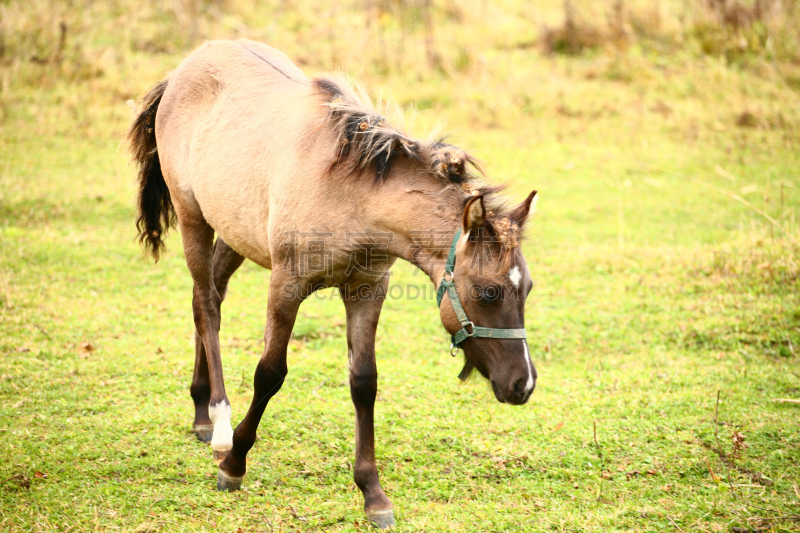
[127,39,538,528]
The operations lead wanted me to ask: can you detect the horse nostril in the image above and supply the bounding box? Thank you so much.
[513,378,525,398]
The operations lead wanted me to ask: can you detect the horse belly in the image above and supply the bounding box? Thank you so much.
[185,115,293,269]
[196,181,273,269]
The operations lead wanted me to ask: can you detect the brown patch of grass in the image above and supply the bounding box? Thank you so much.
[540,0,628,55]
[700,237,800,287]
[537,0,800,66]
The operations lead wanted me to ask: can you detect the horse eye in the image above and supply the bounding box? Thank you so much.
[478,285,501,304]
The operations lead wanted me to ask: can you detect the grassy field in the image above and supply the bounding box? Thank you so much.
[2,1,800,531]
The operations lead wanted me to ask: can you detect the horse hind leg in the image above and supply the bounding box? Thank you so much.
[191,332,213,442]
[191,238,244,443]
[175,212,236,464]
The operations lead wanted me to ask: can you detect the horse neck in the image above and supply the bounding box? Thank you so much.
[378,178,462,286]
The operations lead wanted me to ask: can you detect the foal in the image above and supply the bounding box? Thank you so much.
[128,39,537,528]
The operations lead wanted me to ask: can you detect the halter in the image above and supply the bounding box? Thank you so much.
[436,229,527,356]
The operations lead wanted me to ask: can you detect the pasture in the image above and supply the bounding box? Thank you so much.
[1,1,799,531]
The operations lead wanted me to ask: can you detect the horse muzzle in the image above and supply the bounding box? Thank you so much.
[491,376,535,405]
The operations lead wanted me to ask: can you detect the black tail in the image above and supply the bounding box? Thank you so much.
[126,78,174,262]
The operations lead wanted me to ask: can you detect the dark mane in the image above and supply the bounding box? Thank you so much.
[313,77,483,184]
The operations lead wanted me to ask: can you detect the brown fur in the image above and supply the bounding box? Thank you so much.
[314,76,483,184]
[126,39,538,527]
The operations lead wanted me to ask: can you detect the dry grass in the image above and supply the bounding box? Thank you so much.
[537,0,800,66]
[2,1,799,531]
[2,0,799,98]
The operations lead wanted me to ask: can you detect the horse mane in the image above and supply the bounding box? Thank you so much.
[312,76,523,248]
[313,76,484,184]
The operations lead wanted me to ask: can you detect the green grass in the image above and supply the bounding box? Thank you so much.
[2,1,800,531]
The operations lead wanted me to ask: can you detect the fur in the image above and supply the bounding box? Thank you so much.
[313,77,483,184]
[125,41,539,527]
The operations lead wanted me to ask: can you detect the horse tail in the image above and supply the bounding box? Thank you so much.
[126,78,174,262]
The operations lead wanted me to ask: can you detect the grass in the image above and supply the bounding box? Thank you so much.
[2,1,800,531]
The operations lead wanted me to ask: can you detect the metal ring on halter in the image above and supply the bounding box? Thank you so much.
[450,343,459,357]
[442,271,454,282]
[464,321,474,336]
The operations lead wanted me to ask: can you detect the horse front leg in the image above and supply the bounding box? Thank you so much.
[216,275,302,491]
[342,278,394,529]
[190,238,244,443]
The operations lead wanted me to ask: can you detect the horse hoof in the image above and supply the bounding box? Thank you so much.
[216,469,243,492]
[212,448,230,465]
[193,425,213,443]
[366,509,395,529]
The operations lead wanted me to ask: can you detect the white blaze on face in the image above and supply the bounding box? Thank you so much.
[209,401,233,452]
[507,266,533,395]
[508,266,522,289]
[523,340,534,395]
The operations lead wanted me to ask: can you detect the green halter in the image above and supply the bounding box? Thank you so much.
[436,229,527,356]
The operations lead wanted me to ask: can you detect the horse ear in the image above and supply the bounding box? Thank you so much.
[462,194,485,234]
[508,190,537,225]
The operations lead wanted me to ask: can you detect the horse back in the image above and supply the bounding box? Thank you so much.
[154,39,331,268]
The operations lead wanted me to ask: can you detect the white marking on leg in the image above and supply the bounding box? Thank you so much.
[522,340,534,395]
[209,401,233,453]
[508,266,522,289]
